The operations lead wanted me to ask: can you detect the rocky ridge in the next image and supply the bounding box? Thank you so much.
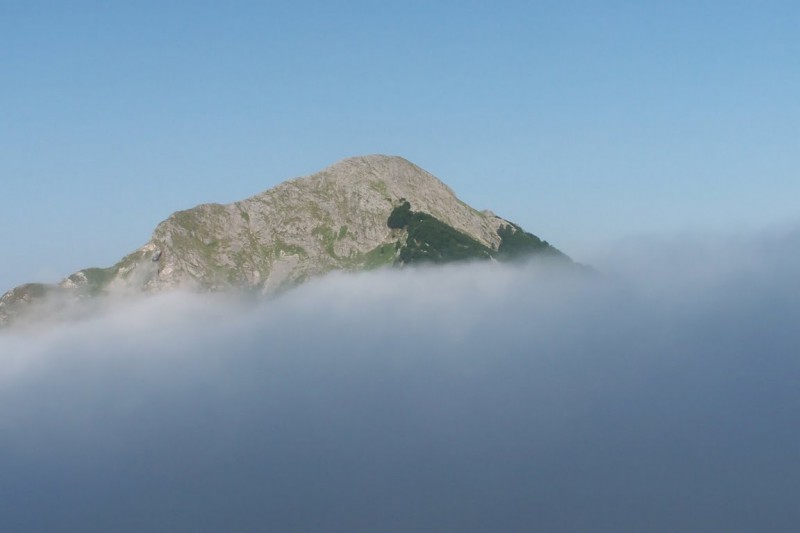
[0,155,567,326]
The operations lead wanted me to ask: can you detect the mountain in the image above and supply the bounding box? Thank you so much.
[0,155,569,326]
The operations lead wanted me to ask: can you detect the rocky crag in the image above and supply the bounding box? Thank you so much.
[0,155,568,326]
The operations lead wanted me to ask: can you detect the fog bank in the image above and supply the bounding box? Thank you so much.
[2,229,800,532]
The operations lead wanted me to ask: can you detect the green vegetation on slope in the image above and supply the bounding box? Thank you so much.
[496,223,566,261]
[361,243,397,270]
[388,201,493,265]
[387,202,568,266]
[77,267,116,294]
[387,200,413,229]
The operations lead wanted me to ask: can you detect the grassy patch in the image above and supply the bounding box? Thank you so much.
[361,243,397,270]
[369,180,389,197]
[312,225,337,258]
[271,239,307,258]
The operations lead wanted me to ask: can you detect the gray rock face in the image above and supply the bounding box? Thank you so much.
[144,155,509,291]
[0,155,551,326]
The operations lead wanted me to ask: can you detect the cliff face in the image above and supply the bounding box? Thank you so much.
[0,155,567,326]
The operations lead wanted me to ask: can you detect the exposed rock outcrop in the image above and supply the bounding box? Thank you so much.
[0,155,567,327]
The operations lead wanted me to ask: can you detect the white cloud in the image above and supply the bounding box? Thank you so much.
[1,229,799,531]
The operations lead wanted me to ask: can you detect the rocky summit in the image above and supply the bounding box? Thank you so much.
[0,155,569,326]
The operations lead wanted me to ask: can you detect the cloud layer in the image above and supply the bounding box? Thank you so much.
[2,229,800,532]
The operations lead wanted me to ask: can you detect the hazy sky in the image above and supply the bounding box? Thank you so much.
[2,1,798,289]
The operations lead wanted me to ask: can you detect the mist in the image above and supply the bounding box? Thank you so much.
[2,228,800,532]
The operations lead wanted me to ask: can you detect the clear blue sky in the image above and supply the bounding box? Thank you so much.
[2,0,798,289]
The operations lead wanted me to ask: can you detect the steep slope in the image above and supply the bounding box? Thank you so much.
[0,155,568,326]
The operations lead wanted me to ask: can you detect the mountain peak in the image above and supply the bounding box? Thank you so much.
[0,156,568,327]
[293,154,457,204]
[323,154,421,171]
